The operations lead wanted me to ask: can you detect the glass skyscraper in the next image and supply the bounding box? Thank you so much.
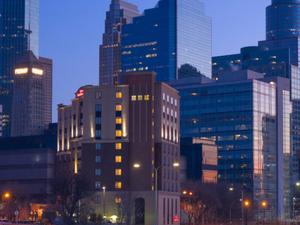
[0,0,39,136]
[266,0,300,41]
[99,0,139,85]
[121,0,212,82]
[170,71,293,219]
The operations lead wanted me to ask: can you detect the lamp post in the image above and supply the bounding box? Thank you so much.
[261,200,268,225]
[133,162,180,225]
[243,199,250,225]
[102,186,106,220]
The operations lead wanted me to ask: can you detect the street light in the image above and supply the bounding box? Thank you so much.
[133,162,180,225]
[133,163,141,168]
[243,199,251,225]
[102,186,106,219]
[261,200,268,225]
[2,192,11,202]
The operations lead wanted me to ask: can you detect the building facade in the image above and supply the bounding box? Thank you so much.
[11,51,52,137]
[0,124,56,204]
[121,0,212,82]
[180,137,217,183]
[99,0,139,85]
[0,104,2,137]
[170,70,293,219]
[0,0,39,136]
[57,72,180,225]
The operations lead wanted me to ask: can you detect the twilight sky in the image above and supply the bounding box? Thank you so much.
[40,0,270,121]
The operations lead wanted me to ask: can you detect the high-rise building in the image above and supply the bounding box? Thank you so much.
[57,72,180,225]
[99,0,139,85]
[11,51,52,137]
[259,0,300,65]
[121,0,212,82]
[170,70,293,219]
[0,0,39,136]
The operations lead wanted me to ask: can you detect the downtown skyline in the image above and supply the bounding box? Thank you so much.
[39,0,269,121]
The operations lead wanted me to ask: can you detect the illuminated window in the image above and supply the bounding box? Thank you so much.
[116,117,122,124]
[116,130,122,137]
[116,105,122,111]
[144,95,150,101]
[138,95,143,101]
[115,156,122,163]
[116,92,123,99]
[115,169,122,176]
[131,95,137,101]
[15,67,28,75]
[115,182,122,189]
[115,143,122,150]
[32,68,44,75]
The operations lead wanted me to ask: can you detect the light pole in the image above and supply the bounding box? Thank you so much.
[102,186,106,220]
[133,162,180,225]
[243,199,250,225]
[261,200,268,225]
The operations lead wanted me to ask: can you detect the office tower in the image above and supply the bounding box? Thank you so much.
[259,0,300,65]
[121,0,212,82]
[0,0,39,136]
[170,70,293,219]
[11,51,52,137]
[57,72,180,225]
[0,105,2,137]
[99,0,139,85]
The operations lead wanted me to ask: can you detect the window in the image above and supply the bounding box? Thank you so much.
[95,182,101,189]
[115,182,122,189]
[116,105,122,111]
[144,95,150,101]
[131,95,137,101]
[96,156,101,163]
[138,95,143,101]
[116,143,122,150]
[116,92,123,99]
[116,118,122,124]
[96,143,102,150]
[115,156,122,163]
[95,169,101,176]
[116,130,122,137]
[95,104,102,112]
[115,169,122,176]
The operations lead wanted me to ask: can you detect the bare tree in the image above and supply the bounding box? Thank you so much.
[55,174,90,225]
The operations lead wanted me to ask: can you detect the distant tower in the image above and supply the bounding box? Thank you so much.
[121,0,212,81]
[0,0,40,136]
[266,0,300,40]
[99,0,139,85]
[11,51,52,137]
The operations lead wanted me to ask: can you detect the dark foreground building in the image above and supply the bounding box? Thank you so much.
[0,124,56,204]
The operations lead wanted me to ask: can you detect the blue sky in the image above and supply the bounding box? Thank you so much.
[40,0,270,121]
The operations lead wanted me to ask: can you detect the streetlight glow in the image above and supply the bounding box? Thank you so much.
[133,163,141,168]
[173,162,180,168]
[296,182,300,187]
[261,200,268,208]
[243,199,251,208]
[3,192,11,200]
